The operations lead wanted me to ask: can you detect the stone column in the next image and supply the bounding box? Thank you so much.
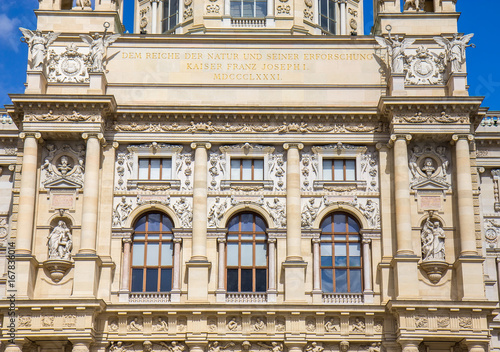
[399,341,420,352]
[187,142,211,302]
[71,342,90,352]
[312,238,321,291]
[283,143,306,302]
[79,133,103,254]
[171,238,182,302]
[216,237,226,302]
[453,134,477,256]
[452,134,484,300]
[16,132,41,254]
[268,238,277,302]
[120,239,132,291]
[392,134,413,255]
[284,142,304,261]
[362,238,373,298]
[466,343,487,352]
[16,132,41,298]
[285,342,306,352]
[73,133,103,298]
[390,134,419,299]
[151,0,159,33]
[339,0,347,35]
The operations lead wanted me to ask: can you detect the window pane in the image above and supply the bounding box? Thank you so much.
[162,216,173,231]
[160,268,172,291]
[161,243,173,266]
[320,0,327,16]
[149,159,160,180]
[227,243,239,266]
[227,269,239,292]
[255,1,267,17]
[146,243,160,266]
[334,247,347,266]
[348,216,359,232]
[321,217,332,232]
[148,233,160,240]
[131,269,144,292]
[162,159,172,180]
[146,268,158,291]
[242,159,252,180]
[132,243,145,266]
[255,243,267,265]
[139,159,149,179]
[328,0,335,18]
[231,159,240,180]
[321,255,333,267]
[349,243,361,256]
[255,216,266,232]
[254,159,264,180]
[240,269,253,291]
[335,269,348,292]
[350,269,362,292]
[323,159,332,180]
[334,235,346,241]
[240,242,253,266]
[255,269,267,292]
[334,159,344,180]
[241,213,253,232]
[333,214,345,232]
[321,242,332,256]
[230,1,241,17]
[135,216,147,232]
[241,234,254,240]
[148,213,161,232]
[242,1,253,17]
[321,269,333,293]
[228,216,239,231]
[345,160,356,180]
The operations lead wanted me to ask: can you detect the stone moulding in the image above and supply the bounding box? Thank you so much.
[43,259,72,282]
[419,260,449,284]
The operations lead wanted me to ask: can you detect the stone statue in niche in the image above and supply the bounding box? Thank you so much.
[75,0,92,9]
[421,213,445,261]
[375,33,415,74]
[356,199,380,229]
[208,197,228,227]
[159,342,185,352]
[20,28,60,70]
[109,342,134,352]
[403,0,424,11]
[421,157,436,177]
[305,342,324,352]
[434,33,475,73]
[47,220,73,260]
[173,197,193,228]
[266,198,286,228]
[208,342,235,352]
[257,342,283,352]
[112,197,133,228]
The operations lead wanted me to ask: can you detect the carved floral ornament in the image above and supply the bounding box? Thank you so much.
[24,110,101,122]
[393,111,469,124]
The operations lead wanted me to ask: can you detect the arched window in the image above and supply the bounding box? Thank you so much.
[320,213,362,293]
[226,213,268,292]
[131,212,174,292]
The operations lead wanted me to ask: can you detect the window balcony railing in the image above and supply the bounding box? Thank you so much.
[322,293,364,304]
[226,292,267,303]
[231,18,266,28]
[129,292,171,303]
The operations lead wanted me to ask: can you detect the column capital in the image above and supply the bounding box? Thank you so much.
[268,238,277,244]
[389,134,412,146]
[112,141,120,149]
[283,142,304,150]
[19,131,42,141]
[312,238,320,244]
[191,142,211,150]
[217,237,226,243]
[362,238,372,244]
[82,132,104,141]
[376,142,389,151]
[174,237,183,243]
[122,238,132,244]
[451,134,474,144]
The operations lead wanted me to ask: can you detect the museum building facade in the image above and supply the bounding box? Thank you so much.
[1,1,500,352]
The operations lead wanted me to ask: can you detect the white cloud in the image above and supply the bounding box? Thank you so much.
[0,14,22,52]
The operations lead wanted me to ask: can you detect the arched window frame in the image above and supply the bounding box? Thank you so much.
[225,212,269,293]
[130,212,175,293]
[318,212,363,294]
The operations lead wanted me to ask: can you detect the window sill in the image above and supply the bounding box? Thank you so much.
[221,180,273,192]
[129,292,171,303]
[313,180,366,192]
[127,179,181,191]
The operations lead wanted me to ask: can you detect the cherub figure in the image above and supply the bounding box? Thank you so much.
[434,33,475,73]
[20,28,61,70]
[375,33,416,73]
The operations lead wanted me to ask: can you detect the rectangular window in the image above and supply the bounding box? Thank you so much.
[230,0,267,17]
[138,158,172,180]
[162,0,179,33]
[322,159,356,181]
[319,0,336,34]
[231,159,264,181]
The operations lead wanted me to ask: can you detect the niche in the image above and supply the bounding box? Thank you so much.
[61,0,73,9]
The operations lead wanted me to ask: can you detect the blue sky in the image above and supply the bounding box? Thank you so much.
[0,0,498,110]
